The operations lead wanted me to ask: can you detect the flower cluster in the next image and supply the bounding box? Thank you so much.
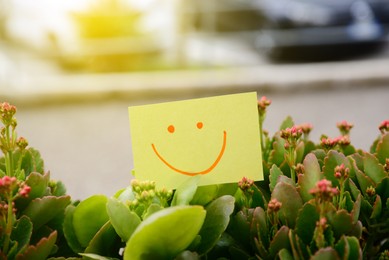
[0,176,31,199]
[280,126,303,149]
[0,102,17,127]
[267,198,282,214]
[129,179,172,210]
[320,135,350,150]
[379,120,389,134]
[257,96,271,117]
[310,179,339,202]
[337,120,354,136]
[238,176,254,192]
[334,164,349,179]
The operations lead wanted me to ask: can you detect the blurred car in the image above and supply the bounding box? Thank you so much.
[190,0,389,60]
[254,0,389,60]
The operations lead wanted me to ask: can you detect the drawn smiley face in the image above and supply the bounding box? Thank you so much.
[151,122,227,176]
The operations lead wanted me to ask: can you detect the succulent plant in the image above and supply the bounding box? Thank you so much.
[1,100,388,260]
[0,102,71,259]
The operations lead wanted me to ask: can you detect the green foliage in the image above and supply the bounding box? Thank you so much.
[2,101,389,260]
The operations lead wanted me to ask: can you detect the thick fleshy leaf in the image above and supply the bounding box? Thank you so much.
[268,134,286,168]
[73,195,109,248]
[295,202,319,245]
[106,198,141,242]
[251,207,269,254]
[351,194,362,224]
[328,210,353,240]
[376,132,389,165]
[335,236,362,260]
[22,195,71,230]
[174,251,200,260]
[323,151,351,187]
[79,253,119,260]
[345,178,361,201]
[227,209,252,250]
[15,147,45,176]
[363,153,387,184]
[85,221,121,257]
[311,247,340,260]
[197,195,235,254]
[288,229,309,259]
[298,153,322,202]
[142,203,163,219]
[124,206,206,260]
[376,177,389,203]
[355,169,375,197]
[269,226,290,258]
[269,164,283,192]
[272,182,303,228]
[278,248,294,260]
[25,172,50,199]
[296,141,305,164]
[370,195,382,219]
[190,185,219,206]
[279,116,294,130]
[10,216,33,257]
[63,205,83,253]
[171,175,200,206]
[16,230,57,260]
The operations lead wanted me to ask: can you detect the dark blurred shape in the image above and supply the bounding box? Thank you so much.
[189,0,389,61]
[254,0,389,61]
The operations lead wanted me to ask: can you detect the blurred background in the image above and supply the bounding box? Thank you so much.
[1,0,389,199]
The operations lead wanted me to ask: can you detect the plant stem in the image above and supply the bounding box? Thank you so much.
[289,147,296,182]
[259,117,265,153]
[2,197,14,254]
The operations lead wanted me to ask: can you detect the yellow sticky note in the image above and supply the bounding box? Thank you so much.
[128,92,263,189]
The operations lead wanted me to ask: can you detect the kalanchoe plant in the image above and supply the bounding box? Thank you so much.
[0,102,71,260]
[1,99,388,260]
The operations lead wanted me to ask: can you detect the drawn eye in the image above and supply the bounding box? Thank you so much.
[167,125,175,133]
[197,122,203,129]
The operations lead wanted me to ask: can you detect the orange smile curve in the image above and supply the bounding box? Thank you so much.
[151,131,227,176]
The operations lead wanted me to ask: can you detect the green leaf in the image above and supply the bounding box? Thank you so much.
[269,164,283,192]
[268,134,286,168]
[85,221,121,257]
[251,207,269,254]
[351,194,362,224]
[124,206,206,260]
[171,175,200,206]
[10,216,33,257]
[334,236,362,260]
[298,153,322,202]
[190,185,218,206]
[370,195,382,219]
[328,210,353,240]
[79,253,119,260]
[269,226,291,258]
[73,195,109,248]
[63,205,84,253]
[15,148,45,176]
[355,169,375,197]
[323,151,351,187]
[197,195,235,254]
[311,247,340,260]
[272,182,303,228]
[22,195,71,230]
[278,248,294,260]
[296,141,305,164]
[376,132,389,165]
[143,203,163,219]
[279,116,294,130]
[295,202,319,245]
[174,251,199,260]
[376,177,389,203]
[25,172,50,200]
[363,152,386,184]
[16,230,57,260]
[106,197,141,242]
